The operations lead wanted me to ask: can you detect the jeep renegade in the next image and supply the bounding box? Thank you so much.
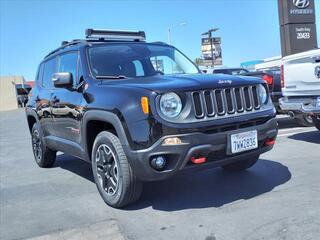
[26,29,278,208]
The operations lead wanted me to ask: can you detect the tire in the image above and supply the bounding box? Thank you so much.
[295,113,314,127]
[31,123,56,168]
[222,155,259,172]
[312,115,320,131]
[91,131,142,208]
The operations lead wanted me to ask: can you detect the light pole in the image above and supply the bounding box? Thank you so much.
[202,28,219,68]
[167,22,186,45]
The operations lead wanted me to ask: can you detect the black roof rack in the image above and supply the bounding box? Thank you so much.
[85,28,146,41]
[44,28,146,59]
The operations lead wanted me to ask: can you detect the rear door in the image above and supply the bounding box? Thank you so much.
[283,49,320,96]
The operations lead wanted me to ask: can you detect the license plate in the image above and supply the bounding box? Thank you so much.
[316,97,320,108]
[230,130,258,154]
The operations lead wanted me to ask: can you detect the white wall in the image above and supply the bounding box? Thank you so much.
[0,76,24,111]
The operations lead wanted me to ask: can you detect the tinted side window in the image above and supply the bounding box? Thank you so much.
[43,57,57,88]
[59,52,78,84]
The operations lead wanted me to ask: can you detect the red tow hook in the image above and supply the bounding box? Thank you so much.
[265,138,276,146]
[191,156,207,164]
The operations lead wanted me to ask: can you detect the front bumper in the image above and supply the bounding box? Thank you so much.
[279,97,320,114]
[125,118,278,181]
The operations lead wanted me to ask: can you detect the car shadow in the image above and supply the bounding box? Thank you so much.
[55,155,291,212]
[277,116,302,129]
[288,130,320,144]
[126,159,291,211]
[55,154,94,182]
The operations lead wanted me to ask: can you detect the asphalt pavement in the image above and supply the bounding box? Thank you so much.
[0,110,319,240]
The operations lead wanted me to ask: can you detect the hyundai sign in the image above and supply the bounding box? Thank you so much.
[278,0,317,56]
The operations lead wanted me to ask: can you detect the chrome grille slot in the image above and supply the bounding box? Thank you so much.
[225,89,235,114]
[204,91,215,116]
[192,92,204,118]
[191,85,261,119]
[243,87,252,111]
[251,86,260,109]
[214,90,225,115]
[235,88,244,112]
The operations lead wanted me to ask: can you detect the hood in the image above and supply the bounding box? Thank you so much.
[100,74,264,93]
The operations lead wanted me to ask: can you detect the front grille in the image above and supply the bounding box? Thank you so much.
[192,86,261,119]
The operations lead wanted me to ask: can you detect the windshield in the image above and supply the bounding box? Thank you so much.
[88,43,199,78]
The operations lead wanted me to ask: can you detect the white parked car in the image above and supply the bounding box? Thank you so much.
[279,49,320,130]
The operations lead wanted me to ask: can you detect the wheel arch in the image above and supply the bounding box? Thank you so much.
[25,109,39,133]
[82,110,130,161]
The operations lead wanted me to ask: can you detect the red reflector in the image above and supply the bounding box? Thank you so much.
[265,138,276,146]
[262,74,273,86]
[280,65,284,88]
[191,156,206,164]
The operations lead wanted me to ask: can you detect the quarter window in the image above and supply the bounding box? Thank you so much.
[132,60,144,77]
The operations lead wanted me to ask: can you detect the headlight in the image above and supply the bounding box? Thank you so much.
[160,92,182,118]
[258,84,268,104]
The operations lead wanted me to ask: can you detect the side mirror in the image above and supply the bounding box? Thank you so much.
[52,72,73,88]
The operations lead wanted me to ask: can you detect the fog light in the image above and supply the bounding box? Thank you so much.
[150,156,166,170]
[162,137,182,145]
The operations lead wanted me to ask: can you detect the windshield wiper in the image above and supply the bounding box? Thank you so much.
[95,75,127,79]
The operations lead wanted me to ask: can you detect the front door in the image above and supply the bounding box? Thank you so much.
[51,51,84,145]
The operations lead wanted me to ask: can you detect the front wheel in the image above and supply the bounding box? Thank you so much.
[222,155,259,172]
[91,131,142,208]
[312,115,320,131]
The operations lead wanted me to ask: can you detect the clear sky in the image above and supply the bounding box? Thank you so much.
[1,0,319,80]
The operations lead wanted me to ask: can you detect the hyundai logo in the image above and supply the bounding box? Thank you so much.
[293,0,310,9]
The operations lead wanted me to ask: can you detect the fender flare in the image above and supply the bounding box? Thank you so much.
[82,110,131,160]
[25,108,40,132]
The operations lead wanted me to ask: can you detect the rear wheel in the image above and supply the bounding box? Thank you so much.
[31,123,56,168]
[91,131,142,208]
[222,155,259,172]
[295,113,314,127]
[312,115,320,131]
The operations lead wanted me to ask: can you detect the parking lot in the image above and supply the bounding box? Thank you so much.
[0,109,319,240]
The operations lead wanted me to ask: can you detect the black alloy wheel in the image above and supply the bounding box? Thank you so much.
[95,144,119,196]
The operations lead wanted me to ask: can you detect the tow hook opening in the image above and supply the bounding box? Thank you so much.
[191,156,207,164]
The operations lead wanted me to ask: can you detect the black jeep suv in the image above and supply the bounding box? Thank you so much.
[26,29,278,208]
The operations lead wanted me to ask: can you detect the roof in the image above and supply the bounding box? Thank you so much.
[43,39,170,61]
